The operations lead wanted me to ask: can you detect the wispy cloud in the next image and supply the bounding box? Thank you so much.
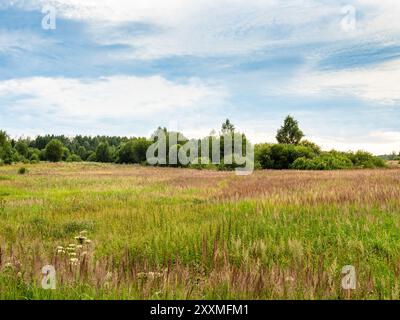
[282,59,400,105]
[0,75,227,134]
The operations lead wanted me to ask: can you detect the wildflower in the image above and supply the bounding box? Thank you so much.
[148,272,163,279]
[104,272,113,281]
[76,245,83,249]
[69,258,79,265]
[56,246,64,250]
[68,252,77,256]
[3,262,13,270]
[85,239,92,244]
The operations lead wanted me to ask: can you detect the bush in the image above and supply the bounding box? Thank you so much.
[292,153,353,170]
[256,144,316,169]
[118,138,151,164]
[86,152,97,162]
[18,167,28,175]
[28,148,41,160]
[45,139,64,162]
[66,154,82,162]
[30,153,40,164]
[346,151,386,168]
[299,140,321,154]
[255,143,273,169]
[62,147,70,161]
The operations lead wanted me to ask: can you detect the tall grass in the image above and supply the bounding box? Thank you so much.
[0,163,400,299]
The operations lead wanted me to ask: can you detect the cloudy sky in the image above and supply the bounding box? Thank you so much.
[1,0,400,154]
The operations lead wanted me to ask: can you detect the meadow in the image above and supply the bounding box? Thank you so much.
[1,162,400,300]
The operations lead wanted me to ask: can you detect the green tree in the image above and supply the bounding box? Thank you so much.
[95,142,113,163]
[45,139,64,162]
[0,131,13,164]
[276,115,304,145]
[221,119,235,135]
[0,130,7,147]
[0,141,13,164]
[299,139,321,154]
[118,138,151,164]
[62,147,70,161]
[15,140,29,158]
[77,146,88,160]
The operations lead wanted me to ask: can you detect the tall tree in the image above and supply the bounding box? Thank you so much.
[221,119,235,135]
[15,140,29,158]
[276,115,304,145]
[45,139,64,162]
[0,130,7,147]
[95,142,113,163]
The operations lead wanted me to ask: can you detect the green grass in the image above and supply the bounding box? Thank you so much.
[0,162,400,299]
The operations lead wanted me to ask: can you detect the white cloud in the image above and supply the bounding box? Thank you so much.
[10,0,400,59]
[309,134,400,155]
[282,59,400,104]
[0,75,227,119]
[370,130,400,143]
[0,30,53,53]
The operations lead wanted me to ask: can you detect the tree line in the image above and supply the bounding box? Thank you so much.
[0,116,395,170]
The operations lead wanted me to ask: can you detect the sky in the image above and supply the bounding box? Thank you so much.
[0,0,400,154]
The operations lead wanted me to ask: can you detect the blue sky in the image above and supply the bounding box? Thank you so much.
[1,0,400,154]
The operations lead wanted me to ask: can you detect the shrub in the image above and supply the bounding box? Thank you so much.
[18,167,28,175]
[86,152,97,162]
[347,151,386,168]
[256,144,316,169]
[292,153,353,170]
[45,139,64,162]
[28,148,41,160]
[299,140,321,154]
[30,153,40,164]
[62,147,70,161]
[255,143,273,169]
[66,154,82,162]
[118,138,151,164]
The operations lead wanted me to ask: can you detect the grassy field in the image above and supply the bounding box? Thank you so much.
[1,162,400,300]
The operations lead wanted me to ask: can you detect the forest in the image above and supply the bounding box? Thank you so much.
[0,116,395,170]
